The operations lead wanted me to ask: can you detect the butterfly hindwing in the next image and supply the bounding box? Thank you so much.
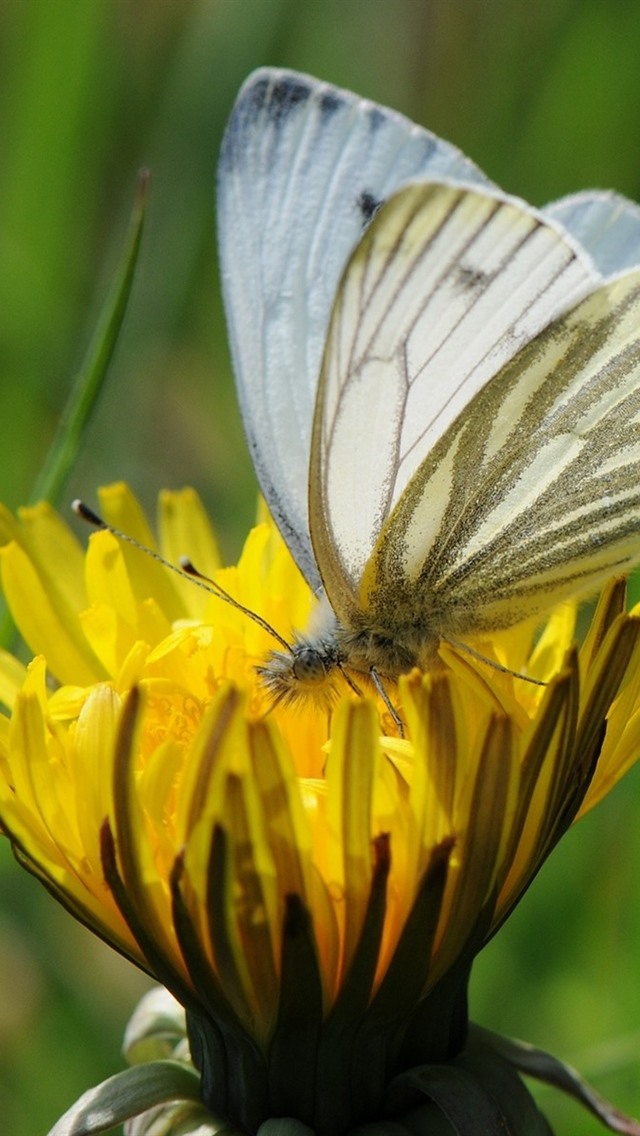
[365,267,640,638]
[309,180,601,631]
[544,190,640,277]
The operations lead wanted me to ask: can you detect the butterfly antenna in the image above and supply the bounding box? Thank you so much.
[179,557,292,650]
[72,499,293,653]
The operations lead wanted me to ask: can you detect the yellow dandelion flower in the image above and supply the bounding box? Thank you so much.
[1,483,640,1135]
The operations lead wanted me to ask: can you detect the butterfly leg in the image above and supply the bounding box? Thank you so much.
[369,667,404,737]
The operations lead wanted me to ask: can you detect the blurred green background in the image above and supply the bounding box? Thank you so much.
[1,1,640,1133]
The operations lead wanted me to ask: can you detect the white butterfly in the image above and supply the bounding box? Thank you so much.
[217,67,640,705]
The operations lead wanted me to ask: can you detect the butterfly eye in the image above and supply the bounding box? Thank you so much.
[257,643,343,714]
[292,646,331,686]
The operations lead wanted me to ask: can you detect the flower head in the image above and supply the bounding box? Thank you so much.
[1,483,640,1134]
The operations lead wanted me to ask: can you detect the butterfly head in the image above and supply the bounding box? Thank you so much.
[257,635,344,711]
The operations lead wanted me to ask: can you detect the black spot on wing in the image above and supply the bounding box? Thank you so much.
[242,74,271,116]
[417,133,438,164]
[358,190,383,227]
[367,106,386,133]
[218,115,242,174]
[219,77,271,172]
[319,90,342,120]
[219,73,312,174]
[454,263,493,293]
[267,75,312,123]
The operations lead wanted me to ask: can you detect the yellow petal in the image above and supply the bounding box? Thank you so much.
[0,541,105,685]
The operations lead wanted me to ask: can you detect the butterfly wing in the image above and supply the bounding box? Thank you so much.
[545,190,640,276]
[364,266,640,639]
[309,180,602,626]
[217,68,493,589]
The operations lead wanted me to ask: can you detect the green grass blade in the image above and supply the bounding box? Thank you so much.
[29,168,150,507]
[0,170,149,651]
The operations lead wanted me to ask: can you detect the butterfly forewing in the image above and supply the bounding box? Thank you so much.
[217,69,493,589]
[309,181,601,625]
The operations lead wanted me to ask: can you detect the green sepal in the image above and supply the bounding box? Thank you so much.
[314,834,391,1135]
[455,1043,553,1135]
[381,1025,560,1136]
[346,837,454,1126]
[125,1099,234,1135]
[45,1059,202,1136]
[256,1122,316,1135]
[267,894,324,1125]
[187,1008,269,1136]
[351,1110,456,1134]
[123,987,188,1066]
[474,1025,640,1134]
[390,1063,518,1134]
